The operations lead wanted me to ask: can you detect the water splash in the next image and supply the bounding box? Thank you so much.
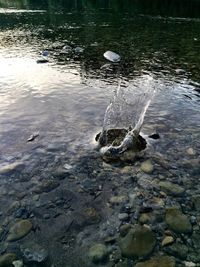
[98,75,156,159]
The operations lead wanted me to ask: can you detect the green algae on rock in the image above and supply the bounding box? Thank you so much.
[119,225,156,259]
[88,244,108,263]
[134,255,176,267]
[0,253,17,267]
[165,208,192,234]
[7,220,32,241]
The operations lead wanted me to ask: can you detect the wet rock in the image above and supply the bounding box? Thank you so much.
[162,236,174,247]
[183,261,196,267]
[139,213,151,224]
[12,260,23,267]
[186,148,196,156]
[103,51,121,62]
[165,208,192,234]
[84,207,100,224]
[0,253,17,267]
[118,213,129,221]
[74,47,84,53]
[110,195,128,205]
[0,162,24,174]
[34,180,60,193]
[21,242,48,263]
[134,255,175,267]
[175,68,186,75]
[140,160,154,174]
[165,242,188,260]
[7,220,32,241]
[119,225,156,259]
[88,244,108,263]
[36,59,49,64]
[119,224,132,237]
[159,181,185,196]
[192,195,200,211]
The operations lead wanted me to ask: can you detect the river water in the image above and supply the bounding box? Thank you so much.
[0,1,200,267]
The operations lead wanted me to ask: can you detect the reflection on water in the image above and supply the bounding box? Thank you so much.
[0,1,200,267]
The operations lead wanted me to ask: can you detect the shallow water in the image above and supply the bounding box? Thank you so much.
[0,1,200,267]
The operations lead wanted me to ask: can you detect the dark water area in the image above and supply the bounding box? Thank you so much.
[0,1,200,267]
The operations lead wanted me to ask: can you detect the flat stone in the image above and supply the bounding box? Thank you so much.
[119,225,156,259]
[110,195,127,204]
[165,208,192,234]
[12,260,23,267]
[162,236,174,247]
[140,160,154,174]
[134,255,176,267]
[0,253,17,267]
[7,220,32,241]
[118,213,129,221]
[159,181,185,196]
[89,244,108,263]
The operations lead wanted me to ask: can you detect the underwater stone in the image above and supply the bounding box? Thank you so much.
[21,242,48,263]
[0,162,24,174]
[12,260,23,267]
[165,242,188,260]
[7,220,32,241]
[161,236,174,247]
[158,181,185,196]
[134,255,175,267]
[165,208,192,234]
[140,160,154,174]
[0,253,17,267]
[89,244,108,263]
[103,51,121,62]
[119,225,156,259]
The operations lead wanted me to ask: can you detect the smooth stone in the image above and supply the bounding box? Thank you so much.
[119,224,132,237]
[162,236,174,247]
[192,195,200,211]
[89,244,108,263]
[140,160,154,174]
[139,213,151,224]
[118,213,129,221]
[0,253,17,267]
[21,242,48,263]
[165,208,192,234]
[186,148,196,156]
[0,162,23,174]
[34,180,60,193]
[119,225,156,259]
[175,68,185,74]
[134,255,176,267]
[103,51,121,62]
[110,195,127,204]
[184,261,196,267]
[165,242,188,260]
[84,207,100,224]
[159,181,185,196]
[7,220,32,241]
[12,260,23,267]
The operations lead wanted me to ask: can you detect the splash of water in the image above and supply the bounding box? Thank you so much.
[99,75,156,154]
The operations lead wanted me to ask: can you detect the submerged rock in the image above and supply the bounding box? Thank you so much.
[0,253,17,267]
[134,255,175,267]
[12,260,23,267]
[0,162,24,174]
[119,225,156,259]
[140,160,154,174]
[89,244,108,263]
[162,236,174,247]
[165,242,188,260]
[158,181,185,196]
[7,220,32,241]
[165,208,192,234]
[21,242,48,263]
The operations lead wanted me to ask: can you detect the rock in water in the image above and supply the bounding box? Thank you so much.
[134,255,176,267]
[158,181,185,196]
[0,253,17,267]
[165,208,192,234]
[119,225,156,259]
[140,160,154,174]
[89,244,108,263]
[103,51,121,62]
[7,220,32,241]
[21,242,48,263]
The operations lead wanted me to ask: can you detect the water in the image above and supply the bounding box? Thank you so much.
[0,1,200,266]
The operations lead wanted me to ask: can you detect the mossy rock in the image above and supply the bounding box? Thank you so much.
[119,225,156,259]
[0,253,17,267]
[165,208,192,234]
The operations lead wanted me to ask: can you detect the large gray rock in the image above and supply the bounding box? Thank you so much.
[119,225,156,259]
